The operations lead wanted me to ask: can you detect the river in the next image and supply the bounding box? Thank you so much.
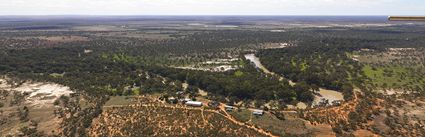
[244,54,295,85]
[244,53,343,107]
[244,54,272,74]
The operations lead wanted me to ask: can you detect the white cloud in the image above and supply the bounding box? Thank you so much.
[0,0,423,15]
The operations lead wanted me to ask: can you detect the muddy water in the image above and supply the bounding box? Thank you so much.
[244,54,295,85]
[244,54,272,74]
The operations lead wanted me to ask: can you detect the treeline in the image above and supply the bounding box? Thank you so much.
[258,45,363,89]
[257,26,425,98]
[0,44,176,97]
[0,42,315,106]
[148,59,315,103]
[2,26,425,101]
[257,45,367,100]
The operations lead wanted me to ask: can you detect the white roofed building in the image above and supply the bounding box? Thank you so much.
[185,101,203,107]
[252,109,264,116]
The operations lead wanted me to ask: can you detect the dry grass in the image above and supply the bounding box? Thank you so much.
[0,78,72,136]
[90,105,265,136]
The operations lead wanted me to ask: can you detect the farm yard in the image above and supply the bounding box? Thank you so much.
[90,96,270,137]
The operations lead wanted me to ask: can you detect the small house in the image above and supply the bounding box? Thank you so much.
[252,109,264,116]
[185,101,203,107]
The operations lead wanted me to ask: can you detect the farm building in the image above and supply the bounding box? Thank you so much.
[185,101,203,107]
[179,98,192,103]
[252,109,264,116]
[225,105,234,112]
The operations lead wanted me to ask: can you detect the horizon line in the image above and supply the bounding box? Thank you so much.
[0,14,397,17]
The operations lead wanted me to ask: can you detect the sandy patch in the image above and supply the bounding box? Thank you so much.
[175,65,237,72]
[352,129,379,137]
[387,48,415,51]
[377,89,414,95]
[0,79,74,107]
[0,79,9,88]
[198,89,208,97]
[287,102,308,109]
[202,58,239,65]
[262,42,295,49]
[313,89,344,107]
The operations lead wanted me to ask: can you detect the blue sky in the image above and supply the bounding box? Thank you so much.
[0,0,424,15]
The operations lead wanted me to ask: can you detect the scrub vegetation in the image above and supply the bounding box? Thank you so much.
[1,16,425,136]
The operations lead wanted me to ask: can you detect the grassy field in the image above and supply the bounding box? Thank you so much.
[363,65,425,91]
[355,48,425,92]
[229,109,251,122]
[228,109,327,136]
[249,112,327,136]
[251,113,287,136]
